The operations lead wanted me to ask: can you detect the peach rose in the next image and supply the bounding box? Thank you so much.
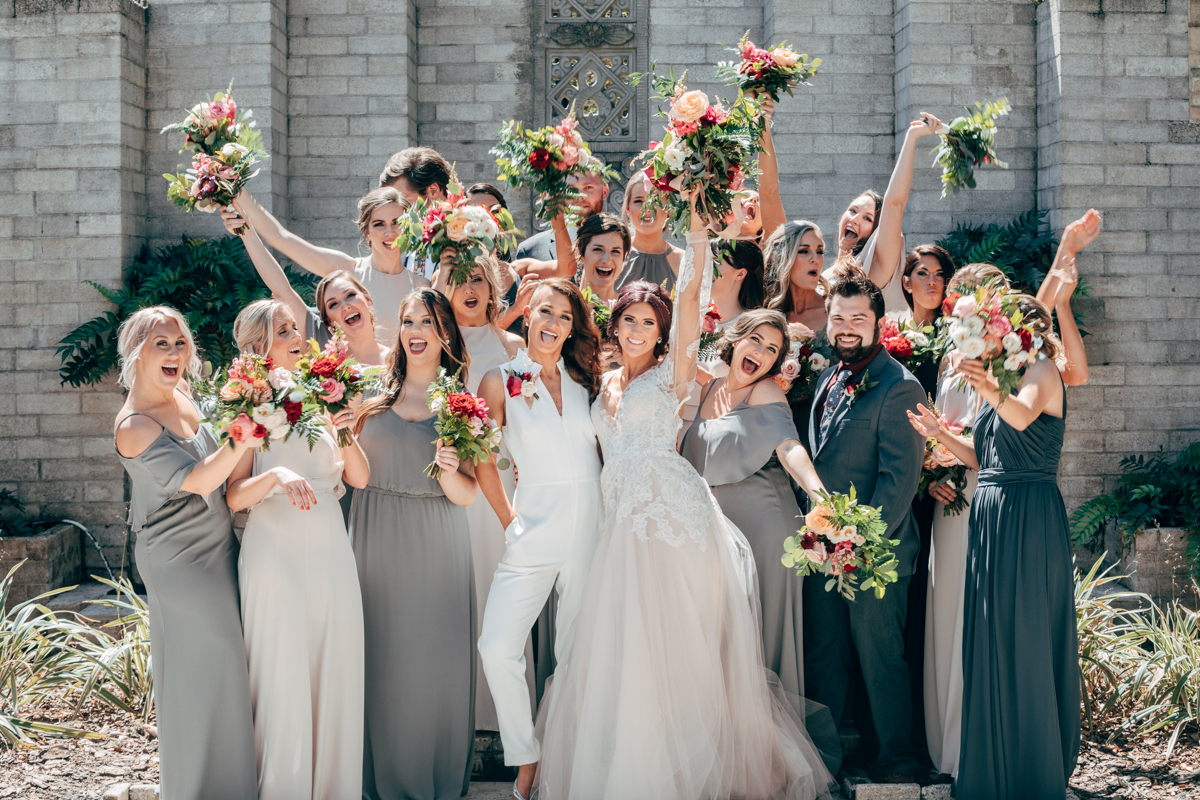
[444,213,470,242]
[932,443,961,468]
[669,89,710,124]
[220,379,251,401]
[772,47,800,68]
[804,505,837,536]
[226,413,258,445]
[251,379,273,405]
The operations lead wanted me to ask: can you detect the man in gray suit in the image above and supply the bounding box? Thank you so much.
[804,273,927,781]
[512,171,609,263]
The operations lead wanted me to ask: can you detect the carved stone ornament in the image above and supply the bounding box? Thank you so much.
[549,22,635,48]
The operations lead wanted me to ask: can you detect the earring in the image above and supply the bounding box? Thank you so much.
[657,337,662,343]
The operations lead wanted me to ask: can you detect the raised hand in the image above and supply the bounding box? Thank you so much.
[957,358,999,396]
[221,204,248,236]
[271,467,318,510]
[330,409,356,437]
[1060,208,1101,256]
[910,112,945,139]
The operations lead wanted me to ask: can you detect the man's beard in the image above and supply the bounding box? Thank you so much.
[831,329,880,364]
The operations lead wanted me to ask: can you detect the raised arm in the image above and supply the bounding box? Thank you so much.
[667,206,711,400]
[1038,209,1099,387]
[868,113,942,288]
[230,225,310,335]
[226,191,356,278]
[755,97,786,240]
[549,213,577,281]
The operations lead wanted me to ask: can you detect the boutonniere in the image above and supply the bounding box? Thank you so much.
[504,350,541,401]
[844,370,880,406]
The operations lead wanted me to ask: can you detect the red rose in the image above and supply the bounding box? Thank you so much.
[843,564,857,573]
[800,532,817,550]
[506,375,523,398]
[942,292,961,316]
[309,355,339,379]
[253,423,268,438]
[446,392,480,419]
[283,399,303,425]
[1018,329,1033,349]
[798,345,813,358]
[263,357,274,370]
[529,148,552,170]
[885,337,913,359]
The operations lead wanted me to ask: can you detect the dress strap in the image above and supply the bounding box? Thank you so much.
[115,411,164,432]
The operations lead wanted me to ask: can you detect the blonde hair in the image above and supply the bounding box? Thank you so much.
[948,262,1009,294]
[116,306,203,389]
[233,299,290,356]
[764,220,829,314]
[1015,294,1063,362]
[471,252,509,325]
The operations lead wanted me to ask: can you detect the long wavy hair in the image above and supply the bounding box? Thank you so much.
[764,220,828,315]
[353,289,467,434]
[530,278,602,401]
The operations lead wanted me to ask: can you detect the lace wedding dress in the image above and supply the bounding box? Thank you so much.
[536,233,834,800]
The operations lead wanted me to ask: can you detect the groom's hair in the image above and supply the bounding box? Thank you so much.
[826,271,885,321]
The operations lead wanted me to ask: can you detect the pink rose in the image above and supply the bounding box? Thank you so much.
[932,443,961,468]
[559,144,580,167]
[804,541,829,565]
[986,315,1012,337]
[953,296,977,319]
[772,46,800,68]
[669,89,710,124]
[226,413,258,445]
[320,378,346,404]
[779,357,801,381]
[209,98,237,122]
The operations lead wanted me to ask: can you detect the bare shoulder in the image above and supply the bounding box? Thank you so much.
[500,329,524,358]
[747,377,787,406]
[114,413,165,459]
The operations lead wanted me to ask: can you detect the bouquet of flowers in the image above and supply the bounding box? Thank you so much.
[633,68,765,235]
[782,487,898,600]
[161,82,266,232]
[716,31,821,103]
[492,113,619,224]
[208,354,322,451]
[425,368,505,479]
[293,330,377,447]
[919,415,974,517]
[942,282,1042,402]
[930,97,1010,198]
[880,316,943,374]
[392,171,520,286]
[697,303,723,361]
[580,286,612,333]
[773,324,832,403]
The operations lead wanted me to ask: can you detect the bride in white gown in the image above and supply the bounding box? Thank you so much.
[536,204,835,800]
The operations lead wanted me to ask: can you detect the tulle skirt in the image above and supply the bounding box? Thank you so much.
[535,463,834,800]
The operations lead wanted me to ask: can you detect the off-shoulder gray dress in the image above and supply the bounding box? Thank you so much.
[115,413,258,800]
[349,410,476,800]
[679,391,842,776]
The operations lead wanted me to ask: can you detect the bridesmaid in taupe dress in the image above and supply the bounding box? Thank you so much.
[678,308,842,776]
[112,306,259,800]
[350,289,479,800]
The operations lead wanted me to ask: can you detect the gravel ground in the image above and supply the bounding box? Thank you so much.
[1071,734,1200,798]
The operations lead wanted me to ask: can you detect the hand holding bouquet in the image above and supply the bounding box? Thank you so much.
[717,31,821,103]
[209,354,320,451]
[392,170,520,286]
[942,282,1042,402]
[634,68,765,236]
[773,324,832,402]
[880,316,943,374]
[425,368,504,479]
[782,487,898,600]
[161,82,266,232]
[930,97,1010,198]
[492,113,619,224]
[919,415,973,517]
[293,330,375,447]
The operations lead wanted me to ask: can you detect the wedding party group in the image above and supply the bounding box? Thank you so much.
[116,55,1094,800]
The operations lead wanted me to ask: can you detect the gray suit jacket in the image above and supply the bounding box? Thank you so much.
[514,228,556,262]
[807,347,927,578]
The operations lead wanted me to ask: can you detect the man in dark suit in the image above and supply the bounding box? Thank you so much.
[804,273,927,781]
[512,171,610,263]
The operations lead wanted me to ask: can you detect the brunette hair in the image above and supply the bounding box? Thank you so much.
[356,187,408,242]
[763,220,828,315]
[947,262,1010,295]
[354,289,467,433]
[901,244,956,313]
[314,270,376,329]
[467,182,508,210]
[116,305,202,389]
[233,299,291,356]
[826,272,885,322]
[573,212,630,266]
[529,278,602,401]
[716,308,789,376]
[846,189,883,257]
[715,240,766,310]
[377,147,452,195]
[1014,294,1063,362]
[606,280,672,360]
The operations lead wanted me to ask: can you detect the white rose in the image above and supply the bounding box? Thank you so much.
[521,381,537,399]
[906,330,929,348]
[789,342,801,358]
[221,142,249,159]
[1003,353,1024,372]
[430,396,445,412]
[479,218,500,239]
[663,146,686,171]
[288,389,305,404]
[463,221,487,239]
[949,325,968,348]
[1002,332,1022,353]
[963,315,985,335]
[958,335,987,359]
[251,404,275,422]
[809,353,829,372]
[263,409,288,432]
[468,418,485,436]
[268,367,294,391]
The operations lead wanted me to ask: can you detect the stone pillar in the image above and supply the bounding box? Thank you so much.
[0,0,148,574]
[144,0,289,248]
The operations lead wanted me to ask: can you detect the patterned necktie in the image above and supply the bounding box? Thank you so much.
[818,368,852,449]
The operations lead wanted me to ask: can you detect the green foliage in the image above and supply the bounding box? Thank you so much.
[74,577,154,720]
[1071,443,1200,573]
[930,97,1010,197]
[57,236,316,388]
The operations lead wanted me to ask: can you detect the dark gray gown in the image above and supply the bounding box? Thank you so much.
[958,386,1079,799]
[679,391,842,777]
[116,414,258,800]
[349,410,476,800]
[618,247,677,292]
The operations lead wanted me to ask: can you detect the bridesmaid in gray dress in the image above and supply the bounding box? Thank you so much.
[678,308,842,776]
[112,306,259,800]
[349,288,479,800]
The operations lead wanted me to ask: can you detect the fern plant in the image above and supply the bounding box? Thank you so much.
[1070,443,1200,575]
[57,236,316,388]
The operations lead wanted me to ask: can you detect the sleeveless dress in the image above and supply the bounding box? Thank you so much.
[957,382,1079,799]
[241,430,365,800]
[618,247,677,292]
[353,255,429,344]
[349,411,476,800]
[459,324,531,732]
[536,236,833,800]
[923,363,979,777]
[115,411,257,800]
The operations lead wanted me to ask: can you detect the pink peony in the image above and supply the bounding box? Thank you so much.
[559,144,580,167]
[986,315,1013,337]
[227,413,258,445]
[953,296,977,319]
[320,378,346,404]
